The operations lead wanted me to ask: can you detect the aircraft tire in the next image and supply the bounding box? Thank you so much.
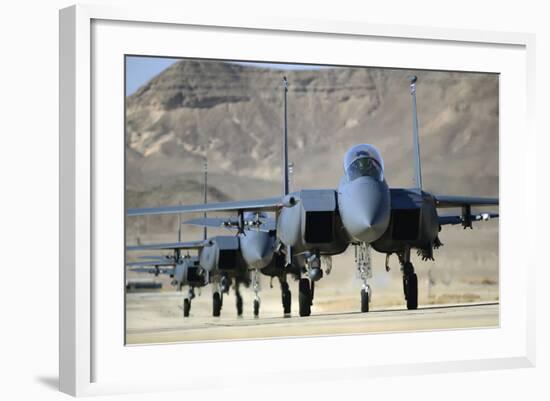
[236,293,243,316]
[253,299,260,317]
[183,298,191,317]
[213,292,222,317]
[283,289,291,315]
[298,278,312,317]
[281,281,291,314]
[402,262,414,299]
[405,273,418,310]
[360,289,369,313]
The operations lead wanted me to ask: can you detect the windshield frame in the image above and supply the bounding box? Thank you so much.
[343,144,385,182]
[345,156,384,182]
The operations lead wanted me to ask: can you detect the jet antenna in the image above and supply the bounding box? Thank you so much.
[177,206,182,243]
[409,75,423,190]
[203,157,208,241]
[282,76,290,196]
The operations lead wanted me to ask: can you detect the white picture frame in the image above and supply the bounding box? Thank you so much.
[59,4,536,397]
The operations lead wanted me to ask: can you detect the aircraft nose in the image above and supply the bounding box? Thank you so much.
[353,199,388,242]
[358,203,380,230]
[339,176,390,243]
[240,231,274,268]
[249,245,271,262]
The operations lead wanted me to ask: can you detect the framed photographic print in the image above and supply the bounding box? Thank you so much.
[59,4,535,396]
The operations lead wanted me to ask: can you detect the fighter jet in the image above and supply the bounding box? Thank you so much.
[183,212,303,316]
[127,255,208,317]
[126,215,210,317]
[127,75,499,317]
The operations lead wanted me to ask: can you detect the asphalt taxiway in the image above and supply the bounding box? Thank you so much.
[125,291,498,344]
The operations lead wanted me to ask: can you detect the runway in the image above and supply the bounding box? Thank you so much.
[125,291,499,344]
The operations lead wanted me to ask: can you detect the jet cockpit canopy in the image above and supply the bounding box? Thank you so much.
[343,144,384,182]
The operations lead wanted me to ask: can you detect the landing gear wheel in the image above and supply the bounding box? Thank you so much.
[213,292,222,317]
[253,299,260,317]
[402,262,414,299]
[236,293,243,316]
[360,289,369,313]
[281,282,291,315]
[282,289,291,315]
[404,273,418,310]
[183,298,191,317]
[298,278,312,317]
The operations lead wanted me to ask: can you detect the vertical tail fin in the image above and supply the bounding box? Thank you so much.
[282,76,289,196]
[409,75,423,190]
[203,157,208,240]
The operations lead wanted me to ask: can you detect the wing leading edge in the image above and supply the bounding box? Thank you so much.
[127,260,175,267]
[434,195,498,208]
[126,240,210,252]
[127,196,283,217]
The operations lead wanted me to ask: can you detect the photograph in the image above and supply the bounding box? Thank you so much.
[124,56,499,345]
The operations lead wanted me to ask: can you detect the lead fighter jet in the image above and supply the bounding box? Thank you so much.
[127,75,498,317]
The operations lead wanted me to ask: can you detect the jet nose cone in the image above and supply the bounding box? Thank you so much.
[338,176,391,243]
[358,202,380,229]
[355,201,388,241]
[249,247,272,263]
[248,247,274,268]
[240,231,274,269]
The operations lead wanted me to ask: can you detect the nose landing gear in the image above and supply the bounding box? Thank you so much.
[235,284,243,317]
[356,242,372,313]
[252,269,261,318]
[360,287,370,312]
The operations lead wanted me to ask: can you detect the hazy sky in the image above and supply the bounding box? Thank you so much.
[125,56,329,96]
[125,57,179,96]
